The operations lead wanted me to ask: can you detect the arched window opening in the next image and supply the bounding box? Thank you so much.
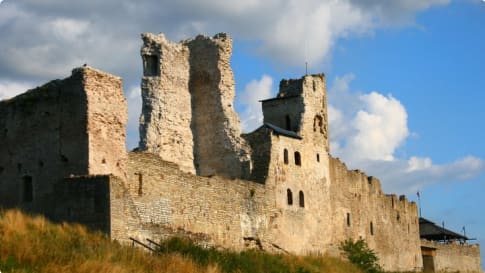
[299,191,305,208]
[284,149,289,164]
[294,152,301,166]
[347,213,351,227]
[285,115,291,131]
[316,153,320,162]
[370,221,374,236]
[23,176,33,203]
[287,189,293,205]
[313,115,324,134]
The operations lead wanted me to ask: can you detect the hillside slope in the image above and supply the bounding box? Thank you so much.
[0,209,363,273]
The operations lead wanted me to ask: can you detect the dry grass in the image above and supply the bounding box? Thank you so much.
[0,209,367,273]
[0,209,220,273]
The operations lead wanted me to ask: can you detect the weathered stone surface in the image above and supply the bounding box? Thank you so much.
[0,33,481,273]
[139,33,194,174]
[421,239,482,273]
[138,33,251,178]
[82,67,127,180]
[0,66,127,215]
[119,73,426,271]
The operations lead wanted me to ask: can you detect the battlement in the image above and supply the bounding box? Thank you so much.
[278,73,325,98]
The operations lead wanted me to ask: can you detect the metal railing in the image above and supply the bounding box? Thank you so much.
[129,237,157,253]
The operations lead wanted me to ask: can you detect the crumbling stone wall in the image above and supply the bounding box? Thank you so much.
[52,175,112,233]
[138,33,251,178]
[83,68,127,180]
[262,75,329,152]
[139,33,194,173]
[116,71,423,271]
[421,240,482,273]
[329,157,422,271]
[0,67,127,215]
[113,151,275,250]
[1,32,479,272]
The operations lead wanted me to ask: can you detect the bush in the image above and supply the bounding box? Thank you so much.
[339,238,382,273]
[158,237,363,273]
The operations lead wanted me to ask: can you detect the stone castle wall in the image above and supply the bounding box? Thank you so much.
[139,33,251,178]
[329,157,422,271]
[83,68,127,180]
[112,151,275,250]
[0,67,126,215]
[422,239,482,272]
[139,33,194,173]
[0,32,481,273]
[104,144,422,271]
[52,175,112,233]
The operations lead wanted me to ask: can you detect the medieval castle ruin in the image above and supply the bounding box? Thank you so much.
[0,33,481,272]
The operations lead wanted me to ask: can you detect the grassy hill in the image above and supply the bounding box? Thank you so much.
[0,209,364,273]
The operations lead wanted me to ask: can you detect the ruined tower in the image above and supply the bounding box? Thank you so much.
[0,66,127,213]
[261,74,329,152]
[138,33,251,178]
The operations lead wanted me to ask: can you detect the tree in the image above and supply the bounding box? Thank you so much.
[339,238,382,273]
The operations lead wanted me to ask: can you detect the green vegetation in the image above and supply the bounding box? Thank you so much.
[339,238,382,273]
[158,237,362,273]
[0,209,369,273]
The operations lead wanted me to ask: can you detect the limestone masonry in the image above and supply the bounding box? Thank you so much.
[0,33,481,272]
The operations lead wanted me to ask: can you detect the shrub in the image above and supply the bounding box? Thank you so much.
[339,238,382,273]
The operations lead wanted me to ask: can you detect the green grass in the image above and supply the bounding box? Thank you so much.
[158,236,362,273]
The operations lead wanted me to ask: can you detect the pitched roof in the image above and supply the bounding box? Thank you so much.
[262,122,302,139]
[259,95,300,103]
[419,217,468,241]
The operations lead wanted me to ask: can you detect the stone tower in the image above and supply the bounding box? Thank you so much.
[138,33,251,178]
[0,66,127,213]
[261,74,329,152]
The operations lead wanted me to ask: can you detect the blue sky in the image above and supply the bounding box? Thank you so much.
[0,0,484,267]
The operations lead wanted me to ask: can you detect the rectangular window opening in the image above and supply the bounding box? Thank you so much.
[144,55,160,77]
[23,176,33,203]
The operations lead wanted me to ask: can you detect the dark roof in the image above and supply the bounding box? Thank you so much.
[263,123,302,139]
[259,95,300,103]
[419,217,468,241]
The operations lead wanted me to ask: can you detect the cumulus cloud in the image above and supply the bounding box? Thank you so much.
[0,0,449,83]
[237,75,275,132]
[346,92,409,161]
[353,156,485,194]
[0,80,35,100]
[0,0,451,163]
[327,74,484,194]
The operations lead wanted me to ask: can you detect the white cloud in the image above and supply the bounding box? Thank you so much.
[0,80,34,100]
[327,74,484,194]
[347,92,409,161]
[237,75,274,132]
[126,86,142,150]
[353,156,485,194]
[0,0,449,83]
[328,74,410,161]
